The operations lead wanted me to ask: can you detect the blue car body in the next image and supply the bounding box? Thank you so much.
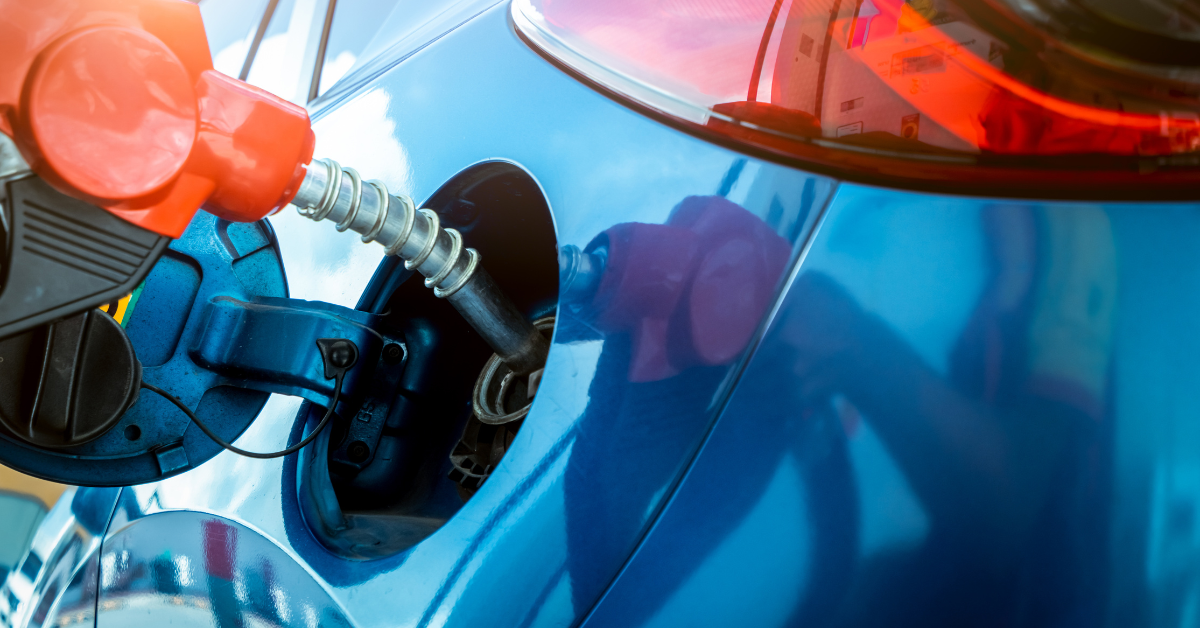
[5,1,1200,627]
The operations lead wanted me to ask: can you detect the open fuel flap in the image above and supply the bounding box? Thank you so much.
[0,165,394,485]
[0,174,282,485]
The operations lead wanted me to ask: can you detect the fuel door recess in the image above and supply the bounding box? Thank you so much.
[297,162,560,560]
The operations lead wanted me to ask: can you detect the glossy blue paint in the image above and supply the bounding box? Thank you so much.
[585,187,1200,628]
[9,0,1200,627]
[190,296,391,407]
[86,3,837,625]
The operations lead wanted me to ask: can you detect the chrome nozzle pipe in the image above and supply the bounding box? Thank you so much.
[291,158,549,374]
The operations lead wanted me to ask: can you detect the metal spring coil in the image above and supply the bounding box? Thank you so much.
[296,158,480,299]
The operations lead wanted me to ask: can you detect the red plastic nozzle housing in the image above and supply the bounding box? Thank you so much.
[0,0,315,238]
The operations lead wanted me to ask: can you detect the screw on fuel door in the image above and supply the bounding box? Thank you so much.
[327,343,409,475]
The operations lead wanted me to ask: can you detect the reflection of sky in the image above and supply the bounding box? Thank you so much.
[272,88,408,306]
[202,0,509,101]
[204,0,411,307]
[199,0,269,77]
[310,21,785,247]
[320,0,503,100]
[245,0,303,101]
[316,0,403,96]
[142,395,304,544]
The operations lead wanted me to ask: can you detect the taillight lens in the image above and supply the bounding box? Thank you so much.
[512,0,1200,196]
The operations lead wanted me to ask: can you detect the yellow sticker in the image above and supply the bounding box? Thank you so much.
[99,281,144,327]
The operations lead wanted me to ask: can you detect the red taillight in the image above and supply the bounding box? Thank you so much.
[512,0,1200,196]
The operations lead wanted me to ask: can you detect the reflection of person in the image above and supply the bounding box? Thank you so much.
[561,195,800,616]
[780,204,1116,626]
[564,195,1117,627]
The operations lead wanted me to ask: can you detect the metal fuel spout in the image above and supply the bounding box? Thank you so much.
[290,158,550,375]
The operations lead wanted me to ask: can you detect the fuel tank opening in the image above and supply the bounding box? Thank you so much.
[291,158,550,375]
[298,161,558,560]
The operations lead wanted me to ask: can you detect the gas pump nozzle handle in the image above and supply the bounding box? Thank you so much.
[0,0,316,239]
[0,0,317,338]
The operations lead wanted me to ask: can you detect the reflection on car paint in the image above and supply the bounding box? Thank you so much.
[0,487,119,628]
[309,0,505,111]
[243,0,328,105]
[97,510,351,627]
[199,0,271,78]
[587,187,1200,627]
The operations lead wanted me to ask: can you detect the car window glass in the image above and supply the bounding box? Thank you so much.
[198,0,271,78]
[317,0,403,97]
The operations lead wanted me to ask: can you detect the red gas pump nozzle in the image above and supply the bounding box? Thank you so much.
[0,0,316,340]
[0,0,315,238]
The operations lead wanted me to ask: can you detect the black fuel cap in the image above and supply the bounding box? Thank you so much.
[0,310,141,448]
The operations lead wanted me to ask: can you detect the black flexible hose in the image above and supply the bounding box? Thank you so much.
[141,378,342,460]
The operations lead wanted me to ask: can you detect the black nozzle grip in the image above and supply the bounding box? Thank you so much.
[0,175,168,340]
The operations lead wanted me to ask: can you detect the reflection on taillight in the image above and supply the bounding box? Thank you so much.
[514,0,1200,193]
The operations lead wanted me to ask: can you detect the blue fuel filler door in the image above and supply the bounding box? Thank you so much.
[0,209,402,486]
